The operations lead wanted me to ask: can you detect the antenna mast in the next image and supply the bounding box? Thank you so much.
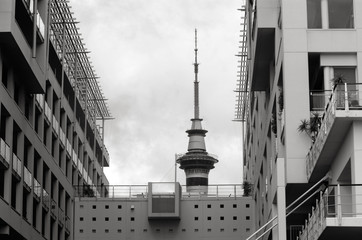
[194,29,200,119]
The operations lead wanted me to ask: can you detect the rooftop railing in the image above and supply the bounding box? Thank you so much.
[306,83,362,180]
[74,184,244,199]
[297,184,362,240]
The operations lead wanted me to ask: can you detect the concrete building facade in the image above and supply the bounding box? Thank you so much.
[0,0,111,239]
[237,0,362,239]
[74,183,254,240]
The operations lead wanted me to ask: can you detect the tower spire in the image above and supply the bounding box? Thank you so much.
[194,29,200,119]
[176,30,218,193]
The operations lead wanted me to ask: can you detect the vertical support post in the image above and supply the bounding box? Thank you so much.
[321,0,329,29]
[32,0,38,58]
[344,83,349,110]
[337,184,342,225]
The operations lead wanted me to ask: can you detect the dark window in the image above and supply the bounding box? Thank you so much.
[92,229,96,233]
[118,217,122,221]
[194,229,199,232]
[118,205,122,209]
[194,217,198,221]
[117,229,122,233]
[207,229,211,232]
[233,216,237,220]
[246,216,250,220]
[105,205,109,209]
[131,229,135,232]
[307,0,322,28]
[92,217,96,221]
[220,204,224,208]
[220,228,224,232]
[246,204,250,208]
[80,217,84,221]
[79,229,83,233]
[233,204,237,208]
[233,228,237,232]
[156,229,160,232]
[105,217,109,221]
[143,229,148,232]
[194,204,198,208]
[92,205,96,209]
[131,217,135,221]
[182,229,186,232]
[105,229,109,233]
[328,0,354,28]
[220,216,224,220]
[207,204,211,208]
[207,216,211,220]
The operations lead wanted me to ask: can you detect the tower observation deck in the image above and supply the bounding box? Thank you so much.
[176,30,218,193]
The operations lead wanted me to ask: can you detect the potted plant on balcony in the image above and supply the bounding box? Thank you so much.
[297,112,321,142]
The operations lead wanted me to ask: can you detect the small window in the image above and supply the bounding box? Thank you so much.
[233,204,237,208]
[131,229,135,232]
[80,217,84,221]
[105,229,109,233]
[233,228,237,232]
[105,217,109,221]
[220,228,224,232]
[117,229,122,233]
[246,228,250,232]
[182,229,186,232]
[118,205,122,209]
[207,228,212,232]
[246,216,250,220]
[220,204,224,208]
[156,229,161,232]
[131,217,135,221]
[118,217,122,221]
[143,229,148,232]
[207,216,211,220]
[105,205,109,209]
[194,204,198,208]
[207,204,211,208]
[233,216,237,220]
[92,217,96,221]
[92,205,96,209]
[194,229,199,232]
[169,229,173,232]
[246,204,250,208]
[80,205,84,208]
[194,217,198,221]
[79,229,83,233]
[92,229,96,233]
[220,216,224,220]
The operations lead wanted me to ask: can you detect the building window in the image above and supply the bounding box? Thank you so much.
[169,229,173,232]
[92,205,96,209]
[131,229,135,232]
[92,229,96,233]
[117,229,122,233]
[207,228,212,232]
[246,216,250,220]
[246,204,250,208]
[207,204,211,208]
[143,229,148,232]
[182,229,186,232]
[80,217,84,221]
[220,216,224,220]
[307,0,354,29]
[207,216,211,220]
[79,229,83,233]
[131,217,135,221]
[194,229,199,232]
[194,217,198,221]
[105,205,109,209]
[194,204,198,208]
[105,229,109,233]
[220,204,224,208]
[233,216,237,220]
[118,205,122,209]
[233,204,237,208]
[246,228,250,232]
[220,228,224,232]
[80,205,84,208]
[233,228,237,232]
[118,217,122,221]
[92,217,96,221]
[156,229,161,232]
[105,217,109,221]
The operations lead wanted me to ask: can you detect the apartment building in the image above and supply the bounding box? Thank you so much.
[74,183,254,240]
[0,0,111,239]
[236,0,362,239]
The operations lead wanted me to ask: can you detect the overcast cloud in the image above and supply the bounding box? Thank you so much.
[71,0,243,185]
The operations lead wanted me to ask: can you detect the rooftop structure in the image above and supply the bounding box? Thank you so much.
[176,30,218,193]
[238,0,362,240]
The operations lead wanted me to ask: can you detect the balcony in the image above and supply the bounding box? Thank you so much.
[65,215,71,233]
[297,185,362,240]
[44,102,52,123]
[35,94,44,110]
[65,139,72,157]
[58,207,65,227]
[50,199,57,219]
[12,153,22,180]
[59,128,66,147]
[23,166,32,190]
[306,84,362,182]
[42,189,49,211]
[72,150,77,166]
[33,178,41,200]
[52,115,59,136]
[0,138,11,168]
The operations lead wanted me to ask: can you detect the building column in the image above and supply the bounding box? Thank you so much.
[277,157,287,240]
[321,0,329,29]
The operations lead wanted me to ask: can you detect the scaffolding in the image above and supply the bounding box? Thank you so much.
[48,0,112,133]
[234,1,249,122]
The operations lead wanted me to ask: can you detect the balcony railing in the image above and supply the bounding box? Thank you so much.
[42,189,50,210]
[33,178,41,199]
[35,94,44,110]
[297,184,362,240]
[65,215,71,232]
[23,166,32,189]
[25,0,45,38]
[50,199,57,218]
[52,115,59,136]
[12,153,22,178]
[58,207,65,226]
[44,102,52,123]
[77,160,83,174]
[66,139,72,156]
[306,83,362,180]
[59,128,66,146]
[0,138,11,167]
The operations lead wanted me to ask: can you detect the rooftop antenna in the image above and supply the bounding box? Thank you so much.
[194,29,200,119]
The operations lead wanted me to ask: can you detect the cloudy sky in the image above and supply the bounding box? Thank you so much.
[71,0,243,185]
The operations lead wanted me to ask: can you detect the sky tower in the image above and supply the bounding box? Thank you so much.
[176,29,218,193]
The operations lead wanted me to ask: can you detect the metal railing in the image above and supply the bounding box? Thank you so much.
[42,189,50,210]
[297,184,362,240]
[44,102,52,123]
[65,215,71,231]
[72,150,77,166]
[306,83,362,180]
[52,115,59,136]
[58,207,65,225]
[12,153,22,177]
[50,199,57,218]
[0,138,11,166]
[74,184,244,199]
[35,94,44,109]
